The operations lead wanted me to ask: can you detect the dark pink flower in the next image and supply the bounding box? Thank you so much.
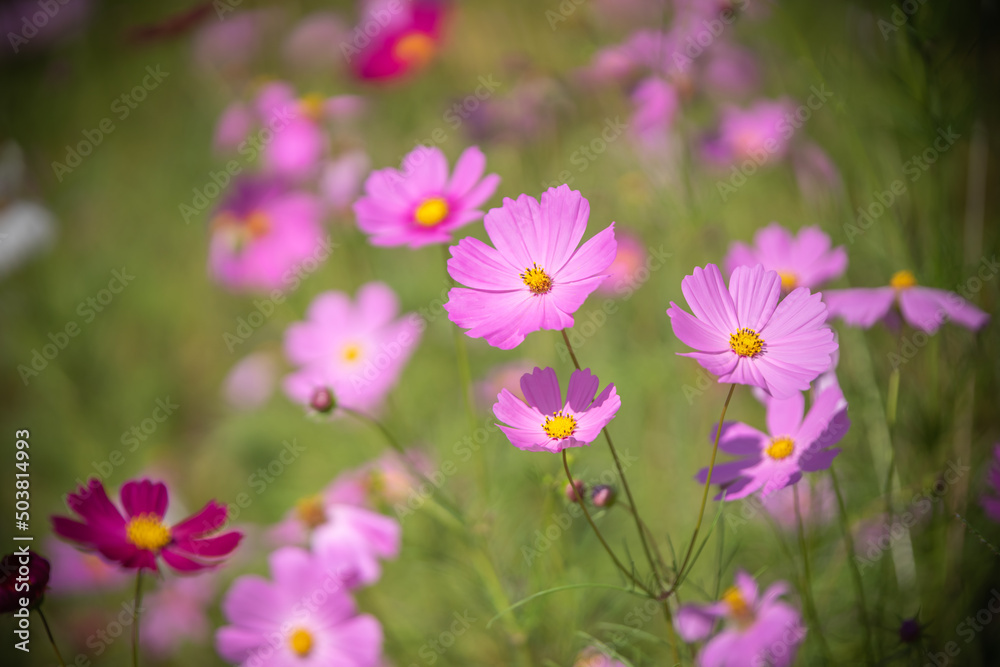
[349,0,448,82]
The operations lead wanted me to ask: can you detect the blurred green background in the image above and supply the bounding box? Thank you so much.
[2,0,999,665]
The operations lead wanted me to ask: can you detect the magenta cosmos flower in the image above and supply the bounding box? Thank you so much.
[676,570,805,667]
[724,223,847,292]
[208,176,327,293]
[445,185,617,349]
[51,478,242,573]
[217,547,383,667]
[349,0,448,81]
[283,282,421,415]
[982,444,1000,523]
[823,270,989,333]
[667,264,838,398]
[702,99,796,167]
[697,381,849,500]
[493,367,621,453]
[354,145,499,248]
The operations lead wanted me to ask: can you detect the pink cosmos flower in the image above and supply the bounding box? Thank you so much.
[321,149,372,214]
[493,367,621,453]
[675,570,805,667]
[981,444,1000,523]
[269,479,401,588]
[762,477,836,531]
[792,143,842,202]
[44,537,128,594]
[208,176,327,293]
[141,574,217,658]
[823,270,989,333]
[354,145,499,247]
[217,547,383,666]
[724,223,847,292]
[349,0,448,81]
[51,478,242,573]
[283,282,421,416]
[597,230,648,296]
[476,360,537,410]
[629,76,680,151]
[223,352,277,411]
[697,381,849,500]
[703,42,760,98]
[667,263,838,398]
[283,12,350,72]
[445,185,617,349]
[701,99,796,167]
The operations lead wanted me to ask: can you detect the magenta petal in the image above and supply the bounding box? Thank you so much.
[680,264,739,335]
[565,369,600,412]
[553,223,617,284]
[170,501,229,541]
[823,287,895,328]
[899,287,989,333]
[448,236,521,291]
[668,302,730,351]
[493,389,546,431]
[675,605,720,642]
[160,548,211,573]
[172,531,243,559]
[520,367,563,415]
[120,479,169,519]
[713,421,769,455]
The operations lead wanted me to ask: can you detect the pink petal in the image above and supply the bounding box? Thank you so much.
[899,287,989,333]
[759,287,828,341]
[565,369,600,411]
[823,287,895,328]
[537,185,591,274]
[448,236,522,291]
[519,367,563,414]
[729,264,781,331]
[120,479,168,519]
[766,391,805,438]
[680,264,738,335]
[553,223,617,284]
[447,145,487,198]
[160,548,210,573]
[170,501,228,541]
[493,389,546,431]
[667,302,729,351]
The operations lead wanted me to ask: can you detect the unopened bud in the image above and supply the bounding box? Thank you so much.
[564,480,586,502]
[591,484,617,508]
[310,387,336,414]
[898,617,921,644]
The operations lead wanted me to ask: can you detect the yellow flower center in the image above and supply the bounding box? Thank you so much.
[393,32,436,66]
[778,270,797,291]
[414,197,450,226]
[542,411,577,439]
[125,514,171,551]
[521,264,553,295]
[766,436,795,460]
[299,93,326,120]
[341,343,362,362]
[723,586,752,621]
[890,270,917,290]
[729,327,764,358]
[288,628,313,656]
[244,210,271,239]
[295,495,327,529]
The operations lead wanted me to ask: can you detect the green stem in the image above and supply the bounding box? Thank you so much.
[830,467,875,666]
[37,606,67,667]
[673,383,736,588]
[561,329,662,592]
[794,484,832,663]
[132,571,143,667]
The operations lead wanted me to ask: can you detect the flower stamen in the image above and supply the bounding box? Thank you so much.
[295,495,327,529]
[521,263,553,295]
[890,270,917,290]
[542,411,577,439]
[414,197,449,227]
[729,327,764,357]
[288,628,313,656]
[765,436,795,460]
[777,270,797,291]
[125,514,171,551]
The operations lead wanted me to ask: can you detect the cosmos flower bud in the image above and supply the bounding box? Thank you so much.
[565,480,586,502]
[898,617,922,644]
[591,484,617,508]
[309,387,336,414]
[0,550,50,614]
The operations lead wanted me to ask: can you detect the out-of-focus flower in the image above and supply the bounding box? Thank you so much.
[724,223,847,292]
[283,282,421,416]
[283,11,350,72]
[466,76,564,146]
[898,616,924,644]
[348,0,449,81]
[141,574,217,658]
[574,646,627,666]
[476,361,537,410]
[792,143,842,202]
[208,175,327,293]
[824,271,989,333]
[701,99,796,167]
[565,480,586,502]
[698,380,849,500]
[0,142,56,279]
[675,570,806,667]
[44,537,128,594]
[330,450,432,509]
[321,149,372,215]
[702,42,760,97]
[446,185,616,349]
[981,444,1000,523]
[354,145,499,247]
[0,0,92,58]
[629,76,680,152]
[597,230,648,297]
[51,478,242,574]
[270,491,400,589]
[667,264,838,398]
[761,477,836,530]
[591,484,617,508]
[0,550,49,613]
[223,351,277,411]
[191,9,280,78]
[494,367,621,453]
[216,547,383,666]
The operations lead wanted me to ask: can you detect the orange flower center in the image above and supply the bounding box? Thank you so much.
[729,328,764,357]
[778,270,797,291]
[414,197,449,226]
[299,93,326,120]
[288,628,313,656]
[521,264,553,295]
[723,586,754,625]
[295,495,327,529]
[890,270,917,290]
[393,32,436,66]
[125,514,171,551]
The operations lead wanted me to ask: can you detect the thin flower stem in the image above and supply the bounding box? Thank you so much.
[830,467,875,666]
[794,484,832,663]
[659,599,682,666]
[673,383,736,588]
[37,606,67,667]
[132,571,143,667]
[560,329,662,592]
[562,451,654,597]
[621,502,670,578]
